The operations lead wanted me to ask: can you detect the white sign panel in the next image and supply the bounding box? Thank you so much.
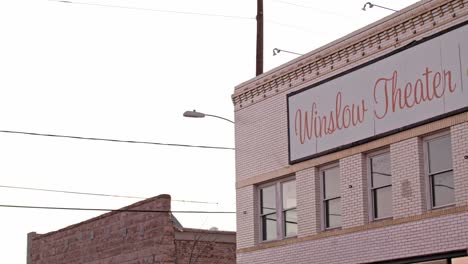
[288,23,468,164]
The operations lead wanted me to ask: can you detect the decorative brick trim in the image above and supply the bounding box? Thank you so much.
[232,0,467,111]
[236,113,468,189]
[237,203,468,254]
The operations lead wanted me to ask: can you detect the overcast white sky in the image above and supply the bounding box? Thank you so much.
[0,0,418,262]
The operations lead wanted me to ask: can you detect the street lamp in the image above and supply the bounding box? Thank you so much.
[183,110,234,124]
[273,48,303,56]
[362,2,397,12]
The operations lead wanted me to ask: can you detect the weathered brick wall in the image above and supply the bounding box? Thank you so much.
[28,195,236,264]
[29,194,175,264]
[174,229,236,264]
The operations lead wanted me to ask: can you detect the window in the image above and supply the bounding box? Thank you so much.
[260,185,277,241]
[321,165,341,229]
[369,151,392,219]
[282,181,297,237]
[259,179,297,241]
[425,133,455,208]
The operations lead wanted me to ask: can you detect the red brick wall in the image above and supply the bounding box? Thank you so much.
[28,194,236,264]
[175,229,236,264]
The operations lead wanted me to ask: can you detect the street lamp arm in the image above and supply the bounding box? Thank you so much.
[362,2,397,12]
[183,110,234,124]
[204,114,235,124]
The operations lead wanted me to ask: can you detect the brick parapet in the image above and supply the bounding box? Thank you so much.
[28,194,236,264]
[32,194,172,241]
[29,195,175,264]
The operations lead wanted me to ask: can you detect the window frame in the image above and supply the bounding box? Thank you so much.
[258,176,297,242]
[423,131,455,210]
[367,149,393,221]
[281,180,297,239]
[320,163,341,230]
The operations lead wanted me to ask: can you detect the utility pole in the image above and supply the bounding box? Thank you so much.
[256,0,263,76]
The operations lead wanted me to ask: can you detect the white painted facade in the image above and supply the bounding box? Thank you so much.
[233,1,468,263]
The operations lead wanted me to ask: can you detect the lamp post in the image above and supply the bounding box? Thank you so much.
[183,110,234,124]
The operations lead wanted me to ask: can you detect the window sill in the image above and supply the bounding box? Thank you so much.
[259,235,297,245]
[323,226,342,232]
[372,216,393,222]
[431,203,455,211]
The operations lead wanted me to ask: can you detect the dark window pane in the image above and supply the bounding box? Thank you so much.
[262,214,277,240]
[428,136,452,173]
[282,181,296,209]
[326,198,341,228]
[371,152,391,188]
[284,209,297,237]
[433,171,455,207]
[324,167,340,199]
[261,185,276,214]
[374,186,392,219]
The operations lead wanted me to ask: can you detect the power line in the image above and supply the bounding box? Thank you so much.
[270,0,352,18]
[0,185,218,205]
[48,0,253,20]
[266,19,331,34]
[49,0,323,37]
[0,204,235,214]
[0,130,235,150]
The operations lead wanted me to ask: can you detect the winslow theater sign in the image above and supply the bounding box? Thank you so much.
[288,23,468,164]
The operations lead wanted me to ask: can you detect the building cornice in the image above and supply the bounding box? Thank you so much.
[232,0,467,111]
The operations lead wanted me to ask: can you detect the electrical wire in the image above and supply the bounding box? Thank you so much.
[0,184,218,205]
[0,204,235,213]
[266,19,330,34]
[48,0,253,20]
[270,0,352,18]
[48,0,324,34]
[0,130,235,150]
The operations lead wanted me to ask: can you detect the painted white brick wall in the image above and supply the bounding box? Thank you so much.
[451,122,468,206]
[390,137,427,219]
[236,185,257,249]
[238,211,468,264]
[296,167,320,236]
[340,154,369,228]
[234,1,468,261]
[235,92,289,183]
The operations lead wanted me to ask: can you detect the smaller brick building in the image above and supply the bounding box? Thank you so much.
[27,194,235,264]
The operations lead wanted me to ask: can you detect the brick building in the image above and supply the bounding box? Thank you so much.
[27,194,235,264]
[233,0,468,263]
